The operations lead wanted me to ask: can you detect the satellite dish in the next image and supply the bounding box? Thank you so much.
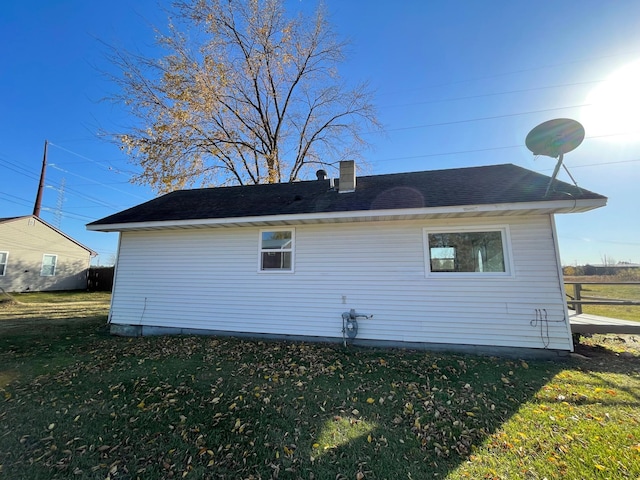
[526,118,585,158]
[525,118,585,196]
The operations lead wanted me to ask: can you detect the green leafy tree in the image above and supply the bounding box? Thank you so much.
[106,0,379,193]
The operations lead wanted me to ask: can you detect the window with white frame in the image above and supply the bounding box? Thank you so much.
[259,229,294,271]
[424,227,511,275]
[41,254,58,276]
[0,252,7,276]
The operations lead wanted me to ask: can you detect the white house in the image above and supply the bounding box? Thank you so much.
[87,163,607,357]
[1,215,96,292]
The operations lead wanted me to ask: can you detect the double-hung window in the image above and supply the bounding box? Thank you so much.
[41,254,58,277]
[259,229,294,272]
[424,226,512,276]
[0,252,7,276]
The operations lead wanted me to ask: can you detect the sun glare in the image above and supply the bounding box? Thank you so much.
[582,59,640,141]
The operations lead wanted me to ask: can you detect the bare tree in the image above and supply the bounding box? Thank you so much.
[106,0,379,193]
[601,254,616,267]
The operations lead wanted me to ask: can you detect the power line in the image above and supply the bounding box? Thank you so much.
[45,181,122,210]
[49,163,147,200]
[1,148,143,211]
[48,142,141,176]
[40,207,95,222]
[376,48,640,97]
[569,158,640,169]
[383,104,588,133]
[380,79,602,110]
[0,192,32,208]
[370,131,640,164]
[0,192,101,229]
[0,157,39,181]
[557,235,640,247]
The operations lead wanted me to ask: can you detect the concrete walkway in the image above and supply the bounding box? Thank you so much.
[569,310,640,334]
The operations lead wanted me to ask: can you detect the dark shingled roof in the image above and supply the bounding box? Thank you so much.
[88,164,606,227]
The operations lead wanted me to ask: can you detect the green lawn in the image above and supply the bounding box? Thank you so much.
[565,281,640,321]
[1,292,639,479]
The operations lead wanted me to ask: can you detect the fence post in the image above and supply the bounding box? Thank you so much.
[574,283,582,315]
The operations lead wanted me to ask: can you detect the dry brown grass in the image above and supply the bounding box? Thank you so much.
[0,292,110,335]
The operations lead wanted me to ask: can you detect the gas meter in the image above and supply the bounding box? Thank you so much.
[341,309,372,346]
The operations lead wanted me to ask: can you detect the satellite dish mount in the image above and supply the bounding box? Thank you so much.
[525,118,585,196]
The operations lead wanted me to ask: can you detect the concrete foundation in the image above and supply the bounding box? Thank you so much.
[109,323,569,360]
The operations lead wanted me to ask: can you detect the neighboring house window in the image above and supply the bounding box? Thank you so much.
[259,229,294,272]
[0,252,7,276]
[41,254,58,276]
[424,227,512,276]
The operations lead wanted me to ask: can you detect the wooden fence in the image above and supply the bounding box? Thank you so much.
[565,281,640,315]
[87,266,115,291]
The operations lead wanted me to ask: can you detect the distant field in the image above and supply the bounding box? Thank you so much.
[564,277,640,322]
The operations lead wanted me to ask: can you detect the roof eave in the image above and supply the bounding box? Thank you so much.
[87,198,606,232]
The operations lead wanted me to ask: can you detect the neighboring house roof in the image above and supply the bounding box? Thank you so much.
[1,215,97,255]
[87,163,607,232]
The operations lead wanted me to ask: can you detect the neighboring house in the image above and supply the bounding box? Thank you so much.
[87,163,607,356]
[0,215,96,292]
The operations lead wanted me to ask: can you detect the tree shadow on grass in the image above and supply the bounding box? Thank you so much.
[0,335,568,479]
[569,335,640,407]
[240,345,566,479]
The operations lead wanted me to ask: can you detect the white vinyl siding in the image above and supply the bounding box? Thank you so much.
[109,215,571,351]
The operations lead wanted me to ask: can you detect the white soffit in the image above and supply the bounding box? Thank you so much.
[87,198,607,232]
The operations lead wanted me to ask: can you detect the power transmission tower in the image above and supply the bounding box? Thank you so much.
[53,178,66,229]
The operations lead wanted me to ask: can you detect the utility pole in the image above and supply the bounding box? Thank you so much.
[33,139,48,217]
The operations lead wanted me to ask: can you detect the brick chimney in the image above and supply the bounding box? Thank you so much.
[338,160,356,193]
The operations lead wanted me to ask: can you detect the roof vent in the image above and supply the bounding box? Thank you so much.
[316,169,327,180]
[338,160,356,193]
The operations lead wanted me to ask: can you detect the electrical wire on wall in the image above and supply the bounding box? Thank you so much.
[139,297,148,327]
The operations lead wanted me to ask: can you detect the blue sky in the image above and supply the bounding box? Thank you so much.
[1,1,639,266]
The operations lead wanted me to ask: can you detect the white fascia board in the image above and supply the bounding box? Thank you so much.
[86,198,606,232]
